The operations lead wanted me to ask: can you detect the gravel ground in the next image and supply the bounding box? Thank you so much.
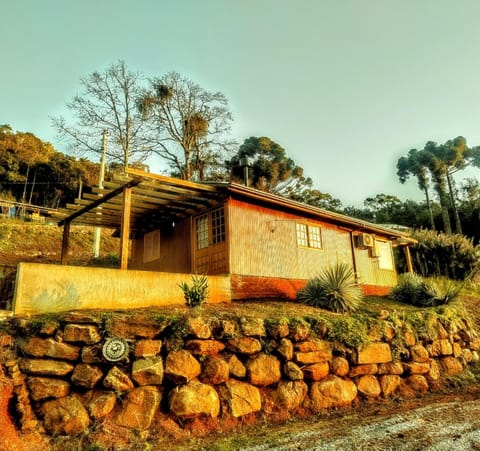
[236,392,480,451]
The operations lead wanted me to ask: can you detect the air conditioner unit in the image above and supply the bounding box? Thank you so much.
[357,233,374,248]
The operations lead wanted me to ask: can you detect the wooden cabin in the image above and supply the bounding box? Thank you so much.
[56,168,414,300]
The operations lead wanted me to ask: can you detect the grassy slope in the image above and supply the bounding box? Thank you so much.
[0,218,119,265]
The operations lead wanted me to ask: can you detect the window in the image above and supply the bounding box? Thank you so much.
[296,223,322,249]
[211,208,225,245]
[196,215,209,249]
[296,223,308,247]
[375,240,394,270]
[196,207,225,249]
[143,229,160,263]
[308,225,322,249]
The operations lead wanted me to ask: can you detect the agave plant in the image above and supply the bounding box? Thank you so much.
[390,273,463,307]
[390,273,425,305]
[296,263,363,313]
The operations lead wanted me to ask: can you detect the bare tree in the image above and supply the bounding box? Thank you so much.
[139,72,235,180]
[51,60,151,169]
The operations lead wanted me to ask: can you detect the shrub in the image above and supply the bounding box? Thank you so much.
[178,275,209,308]
[296,263,363,313]
[410,229,479,280]
[390,273,463,307]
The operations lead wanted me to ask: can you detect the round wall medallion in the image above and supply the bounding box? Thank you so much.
[102,337,129,362]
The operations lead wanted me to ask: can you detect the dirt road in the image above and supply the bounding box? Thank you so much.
[168,388,480,450]
[239,393,480,451]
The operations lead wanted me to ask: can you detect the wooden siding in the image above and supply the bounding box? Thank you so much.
[130,219,191,273]
[353,241,398,288]
[228,199,353,280]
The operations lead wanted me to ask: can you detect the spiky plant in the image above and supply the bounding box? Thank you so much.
[296,263,363,313]
[390,273,463,307]
[178,275,209,308]
[390,272,425,305]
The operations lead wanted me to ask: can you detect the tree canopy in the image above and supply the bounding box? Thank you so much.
[0,126,99,209]
[396,136,480,235]
[226,136,304,191]
[51,60,150,169]
[52,62,235,181]
[139,71,235,181]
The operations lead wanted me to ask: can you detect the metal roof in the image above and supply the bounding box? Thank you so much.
[54,168,413,241]
[53,168,224,234]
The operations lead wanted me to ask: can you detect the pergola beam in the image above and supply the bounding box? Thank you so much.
[120,186,132,269]
[57,178,142,226]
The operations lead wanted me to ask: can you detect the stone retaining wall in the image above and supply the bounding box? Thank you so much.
[0,308,479,439]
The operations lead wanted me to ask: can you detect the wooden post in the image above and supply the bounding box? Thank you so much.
[61,221,70,265]
[404,245,413,273]
[119,186,132,270]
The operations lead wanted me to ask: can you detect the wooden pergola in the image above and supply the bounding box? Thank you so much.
[54,168,223,269]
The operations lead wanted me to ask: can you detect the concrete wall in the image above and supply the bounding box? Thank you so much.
[13,263,231,315]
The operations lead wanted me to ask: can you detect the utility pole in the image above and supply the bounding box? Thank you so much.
[93,130,108,258]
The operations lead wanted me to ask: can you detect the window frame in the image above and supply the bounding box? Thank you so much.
[375,239,395,270]
[296,222,323,250]
[195,207,226,250]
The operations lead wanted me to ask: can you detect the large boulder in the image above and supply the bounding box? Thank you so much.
[220,379,261,417]
[20,337,80,361]
[132,357,164,386]
[27,377,71,401]
[246,353,281,386]
[84,390,117,419]
[71,363,104,389]
[169,381,220,418]
[356,375,381,397]
[200,357,230,385]
[164,350,201,384]
[41,395,91,435]
[272,380,308,411]
[310,376,357,410]
[103,366,134,392]
[356,343,392,364]
[115,386,161,429]
[227,337,262,355]
[63,324,102,345]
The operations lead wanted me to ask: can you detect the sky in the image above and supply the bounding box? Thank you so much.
[2,0,480,207]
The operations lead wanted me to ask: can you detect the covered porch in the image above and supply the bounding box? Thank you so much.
[11,169,231,315]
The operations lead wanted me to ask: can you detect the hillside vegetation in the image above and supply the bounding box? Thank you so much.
[0,218,119,266]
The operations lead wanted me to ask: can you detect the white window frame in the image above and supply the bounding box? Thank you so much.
[296,222,323,249]
[375,239,394,270]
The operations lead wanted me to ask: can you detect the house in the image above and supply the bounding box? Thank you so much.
[11,168,414,315]
[64,169,413,295]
